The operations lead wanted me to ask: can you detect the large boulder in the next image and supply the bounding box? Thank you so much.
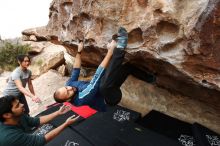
[120,76,220,133]
[21,41,51,54]
[22,0,220,107]
[0,72,11,96]
[29,43,65,78]
[27,70,68,116]
[22,0,220,132]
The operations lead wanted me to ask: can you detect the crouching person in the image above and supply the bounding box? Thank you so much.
[0,95,79,146]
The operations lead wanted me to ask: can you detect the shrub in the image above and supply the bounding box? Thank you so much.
[0,40,31,71]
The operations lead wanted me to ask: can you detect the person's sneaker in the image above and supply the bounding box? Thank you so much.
[117,27,128,49]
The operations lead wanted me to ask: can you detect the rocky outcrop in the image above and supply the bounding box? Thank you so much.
[28,43,65,78]
[21,41,76,78]
[121,75,220,133]
[22,0,220,132]
[26,70,69,116]
[0,72,11,96]
[21,41,50,54]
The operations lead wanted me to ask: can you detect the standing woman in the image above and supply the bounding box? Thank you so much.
[3,54,41,114]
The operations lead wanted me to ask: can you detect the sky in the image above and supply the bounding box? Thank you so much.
[0,0,52,39]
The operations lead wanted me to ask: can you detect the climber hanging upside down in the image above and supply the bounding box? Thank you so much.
[53,27,156,111]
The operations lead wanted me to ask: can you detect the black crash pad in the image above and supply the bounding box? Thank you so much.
[36,103,84,127]
[104,105,141,123]
[32,123,55,136]
[113,122,181,146]
[36,103,63,116]
[137,110,195,146]
[192,123,220,146]
[45,127,93,146]
[73,105,141,146]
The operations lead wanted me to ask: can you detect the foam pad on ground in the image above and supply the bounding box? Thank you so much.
[32,123,55,136]
[192,122,220,146]
[113,122,181,146]
[36,103,84,127]
[137,110,195,146]
[73,105,141,146]
[36,103,63,116]
[45,127,93,146]
[104,105,141,122]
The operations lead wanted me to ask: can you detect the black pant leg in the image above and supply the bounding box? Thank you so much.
[101,61,156,89]
[100,47,156,106]
[100,47,126,88]
[100,48,127,105]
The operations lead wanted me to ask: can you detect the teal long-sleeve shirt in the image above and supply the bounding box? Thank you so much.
[0,115,46,146]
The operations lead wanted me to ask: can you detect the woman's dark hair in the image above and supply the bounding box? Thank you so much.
[16,54,30,63]
[0,96,16,122]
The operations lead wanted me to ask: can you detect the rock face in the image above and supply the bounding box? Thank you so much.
[26,70,68,116]
[28,43,65,78]
[121,76,220,133]
[22,0,220,131]
[21,41,76,78]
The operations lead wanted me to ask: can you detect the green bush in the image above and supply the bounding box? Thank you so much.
[0,41,31,71]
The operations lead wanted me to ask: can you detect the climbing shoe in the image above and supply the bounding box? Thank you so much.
[117,27,128,49]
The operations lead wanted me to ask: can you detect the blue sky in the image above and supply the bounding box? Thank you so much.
[0,0,52,39]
